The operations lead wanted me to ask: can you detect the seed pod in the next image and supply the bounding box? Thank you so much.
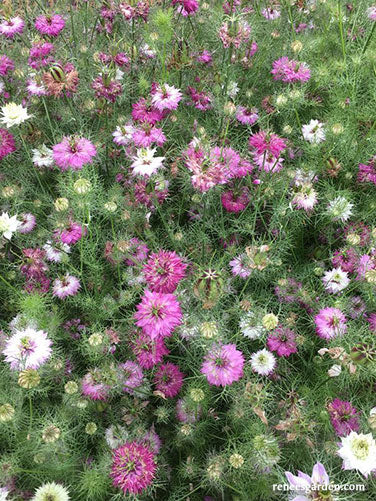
[49,63,65,82]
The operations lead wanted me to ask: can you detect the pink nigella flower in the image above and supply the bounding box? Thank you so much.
[285,462,330,498]
[57,222,84,245]
[118,361,144,395]
[368,313,376,333]
[367,6,376,21]
[142,250,187,293]
[249,130,286,157]
[53,137,97,171]
[35,14,65,37]
[0,55,14,76]
[358,158,376,185]
[134,290,182,339]
[111,441,156,495]
[52,274,80,299]
[27,79,47,96]
[196,50,212,64]
[0,128,16,160]
[314,307,347,340]
[328,398,360,436]
[172,0,199,16]
[132,98,164,124]
[2,327,52,370]
[112,123,135,146]
[332,248,359,273]
[201,343,244,387]
[186,86,212,110]
[356,254,376,281]
[221,187,250,213]
[236,106,259,125]
[28,42,55,70]
[176,398,201,423]
[153,362,184,397]
[21,248,48,280]
[132,125,166,148]
[82,369,111,400]
[0,17,24,38]
[151,83,182,111]
[92,76,123,103]
[219,20,251,48]
[267,327,297,357]
[125,238,149,265]
[229,254,252,278]
[131,331,169,369]
[18,213,36,234]
[262,7,281,20]
[271,57,311,83]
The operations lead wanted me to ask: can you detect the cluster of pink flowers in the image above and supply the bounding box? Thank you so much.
[219,20,251,48]
[0,55,14,76]
[271,57,311,83]
[186,86,212,111]
[249,130,287,173]
[28,42,55,70]
[92,76,123,103]
[358,157,376,185]
[0,128,16,161]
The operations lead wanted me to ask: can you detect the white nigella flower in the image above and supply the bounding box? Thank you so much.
[0,212,20,240]
[291,183,318,211]
[250,349,276,375]
[131,148,165,177]
[0,102,32,128]
[31,482,70,501]
[302,119,326,144]
[43,241,70,262]
[32,144,54,167]
[0,487,9,501]
[105,424,129,449]
[227,81,239,99]
[239,312,265,340]
[327,196,353,223]
[338,431,376,478]
[322,267,350,293]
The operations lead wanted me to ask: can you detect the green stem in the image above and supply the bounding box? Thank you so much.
[362,22,376,55]
[338,1,346,61]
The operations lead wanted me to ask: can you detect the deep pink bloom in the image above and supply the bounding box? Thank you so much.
[92,76,123,103]
[58,222,84,245]
[52,274,80,299]
[314,307,347,340]
[332,248,359,273]
[196,50,212,64]
[132,125,166,147]
[53,137,97,171]
[186,87,212,111]
[151,83,182,111]
[0,128,16,160]
[35,14,65,36]
[131,331,169,369]
[111,442,156,495]
[201,343,244,387]
[271,57,311,83]
[28,42,55,70]
[21,248,48,280]
[142,250,187,293]
[132,98,164,124]
[368,313,376,333]
[134,290,182,339]
[172,0,199,16]
[221,187,250,213]
[249,130,286,157]
[118,361,144,395]
[267,327,297,357]
[328,399,360,436]
[82,370,111,400]
[236,106,259,125]
[0,55,14,76]
[154,362,184,397]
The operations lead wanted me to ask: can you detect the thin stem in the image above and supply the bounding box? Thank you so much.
[362,22,376,55]
[338,1,346,61]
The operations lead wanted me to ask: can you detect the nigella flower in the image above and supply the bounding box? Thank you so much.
[43,63,79,97]
[201,343,244,387]
[110,441,156,495]
[134,290,182,339]
[291,183,318,212]
[28,42,55,70]
[118,361,144,395]
[131,148,165,177]
[332,248,359,273]
[52,137,96,171]
[142,250,187,293]
[32,144,54,168]
[302,119,325,143]
[172,0,199,16]
[221,187,250,213]
[132,98,164,124]
[0,128,16,160]
[186,86,212,111]
[0,17,24,38]
[112,123,135,145]
[262,7,281,20]
[52,274,80,299]
[327,196,353,223]
[338,432,376,477]
[250,349,276,375]
[81,369,111,401]
[285,462,330,500]
[31,482,70,501]
[141,425,162,454]
[348,296,366,319]
[358,160,376,185]
[229,254,253,278]
[153,362,184,397]
[239,311,264,340]
[132,125,166,148]
[26,79,47,97]
[2,327,52,370]
[267,327,297,357]
[0,212,20,240]
[43,241,70,262]
[0,55,14,76]
[271,57,311,83]
[56,222,84,245]
[322,267,350,293]
[314,307,347,340]
[0,102,32,128]
[91,76,123,103]
[344,221,371,247]
[328,398,360,436]
[236,106,259,125]
[219,20,251,49]
[151,83,182,111]
[249,130,286,157]
[131,331,169,369]
[35,14,65,37]
[176,398,201,423]
[18,213,36,234]
[367,6,376,21]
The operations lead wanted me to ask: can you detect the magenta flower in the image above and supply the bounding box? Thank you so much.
[172,0,199,16]
[91,76,123,103]
[53,137,97,171]
[154,362,184,398]
[367,313,376,333]
[142,250,187,293]
[58,222,84,245]
[0,55,14,76]
[35,14,65,37]
[110,441,156,495]
[28,42,55,70]
[236,106,259,125]
[314,307,347,340]
[132,98,164,124]
[201,343,244,387]
[118,361,144,395]
[249,130,286,157]
[267,327,297,357]
[82,370,111,401]
[52,274,80,299]
[332,248,359,273]
[131,331,169,369]
[134,290,182,339]
[221,187,250,213]
[271,57,311,83]
[229,254,252,278]
[328,399,360,436]
[132,125,166,148]
[0,128,16,160]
